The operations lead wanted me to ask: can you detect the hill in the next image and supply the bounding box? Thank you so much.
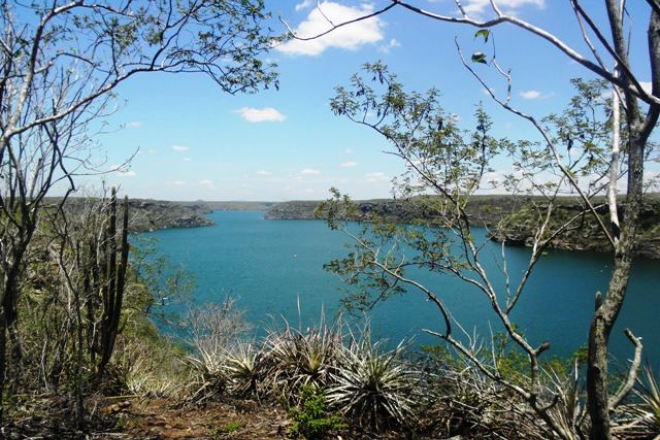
[265,195,660,258]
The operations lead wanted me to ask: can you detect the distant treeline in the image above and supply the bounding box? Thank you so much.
[265,195,660,258]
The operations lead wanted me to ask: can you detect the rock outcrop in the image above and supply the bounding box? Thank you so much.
[127,200,214,232]
[265,196,660,258]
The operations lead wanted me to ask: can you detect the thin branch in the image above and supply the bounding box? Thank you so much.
[645,0,660,17]
[455,39,616,248]
[278,2,397,42]
[609,328,643,409]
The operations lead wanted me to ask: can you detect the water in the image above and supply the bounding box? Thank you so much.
[146,210,660,369]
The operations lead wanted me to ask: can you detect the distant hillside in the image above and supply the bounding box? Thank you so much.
[193,201,277,211]
[55,199,277,233]
[264,196,527,224]
[127,200,215,232]
[265,195,660,258]
[264,200,327,220]
[54,198,213,232]
[129,200,277,231]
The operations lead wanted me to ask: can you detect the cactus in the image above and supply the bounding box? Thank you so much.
[93,188,130,384]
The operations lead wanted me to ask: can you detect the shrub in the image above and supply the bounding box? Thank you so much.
[289,386,346,440]
[261,315,343,404]
[185,300,253,402]
[222,341,261,397]
[326,332,418,432]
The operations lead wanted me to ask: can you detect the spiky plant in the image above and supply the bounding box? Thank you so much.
[223,342,262,397]
[262,315,343,403]
[185,300,252,401]
[626,365,660,438]
[544,359,587,439]
[326,334,418,432]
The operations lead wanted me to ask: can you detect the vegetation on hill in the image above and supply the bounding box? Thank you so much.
[267,195,660,258]
[59,198,216,232]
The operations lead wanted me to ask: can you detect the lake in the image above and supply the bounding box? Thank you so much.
[148,210,660,369]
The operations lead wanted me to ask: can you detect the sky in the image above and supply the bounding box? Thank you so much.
[82,0,655,202]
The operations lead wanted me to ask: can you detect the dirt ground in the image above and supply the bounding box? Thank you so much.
[5,397,420,440]
[117,397,290,439]
[5,396,410,440]
[3,396,290,440]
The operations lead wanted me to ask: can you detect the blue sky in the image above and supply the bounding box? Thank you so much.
[87,0,654,202]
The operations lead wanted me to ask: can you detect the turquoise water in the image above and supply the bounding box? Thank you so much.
[147,210,660,368]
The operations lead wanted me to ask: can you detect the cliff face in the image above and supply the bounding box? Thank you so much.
[265,196,660,259]
[127,200,214,232]
[60,198,215,232]
[264,196,526,225]
[493,199,660,259]
[264,201,325,220]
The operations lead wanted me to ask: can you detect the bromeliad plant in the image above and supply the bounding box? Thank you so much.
[186,299,253,401]
[326,330,419,432]
[624,365,660,438]
[261,314,343,404]
[222,341,262,398]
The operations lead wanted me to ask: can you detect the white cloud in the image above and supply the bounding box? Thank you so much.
[171,145,189,152]
[295,0,314,12]
[183,157,192,162]
[640,81,653,95]
[520,90,541,99]
[365,172,389,183]
[479,171,506,191]
[198,179,215,188]
[170,180,186,186]
[234,107,287,122]
[109,164,136,177]
[300,168,321,175]
[519,90,554,100]
[462,0,545,16]
[341,160,357,168]
[125,121,142,128]
[379,38,401,53]
[256,170,272,176]
[277,2,385,56]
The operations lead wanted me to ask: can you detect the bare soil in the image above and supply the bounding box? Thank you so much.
[5,396,411,440]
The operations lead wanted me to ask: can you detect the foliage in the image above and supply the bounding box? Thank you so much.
[261,314,343,404]
[186,299,254,402]
[326,330,419,431]
[626,366,660,438]
[299,2,660,437]
[288,386,346,440]
[421,341,589,439]
[222,342,262,397]
[0,0,279,422]
[129,235,196,324]
[322,61,651,440]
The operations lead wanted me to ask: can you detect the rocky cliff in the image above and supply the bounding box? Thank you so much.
[265,196,660,258]
[492,198,660,259]
[59,198,215,232]
[127,200,215,232]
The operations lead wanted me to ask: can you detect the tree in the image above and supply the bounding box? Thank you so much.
[0,0,277,417]
[42,189,130,425]
[295,2,659,439]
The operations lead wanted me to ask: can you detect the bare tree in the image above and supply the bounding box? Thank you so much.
[0,0,277,417]
[292,2,659,439]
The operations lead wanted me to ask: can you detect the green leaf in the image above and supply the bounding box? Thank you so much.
[471,52,488,64]
[475,29,490,42]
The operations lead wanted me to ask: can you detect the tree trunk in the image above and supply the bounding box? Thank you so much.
[587,129,645,440]
[0,308,6,424]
